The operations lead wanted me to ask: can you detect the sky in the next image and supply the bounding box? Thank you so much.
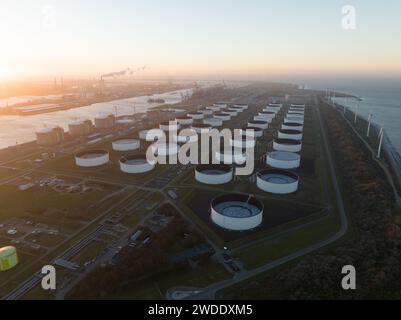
[1,0,401,80]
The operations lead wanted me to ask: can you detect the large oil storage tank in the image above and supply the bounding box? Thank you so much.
[68,119,93,136]
[36,126,64,146]
[282,122,303,132]
[112,139,140,151]
[213,113,231,121]
[247,120,268,130]
[175,116,193,125]
[195,164,233,185]
[0,246,18,271]
[241,127,263,138]
[191,123,212,134]
[266,151,300,169]
[210,194,263,231]
[120,154,155,173]
[187,112,204,120]
[75,150,110,167]
[94,114,115,130]
[278,129,303,141]
[203,118,223,127]
[273,138,302,152]
[256,169,299,194]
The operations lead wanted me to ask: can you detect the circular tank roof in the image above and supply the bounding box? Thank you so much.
[257,169,299,184]
[113,138,138,145]
[211,194,263,218]
[279,129,303,135]
[244,126,263,132]
[283,122,302,127]
[274,138,301,145]
[268,151,300,161]
[196,164,232,174]
[120,154,150,165]
[76,149,108,159]
[0,246,16,257]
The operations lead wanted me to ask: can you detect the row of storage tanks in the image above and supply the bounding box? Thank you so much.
[36,114,118,146]
[74,102,251,173]
[72,101,306,232]
[197,102,306,231]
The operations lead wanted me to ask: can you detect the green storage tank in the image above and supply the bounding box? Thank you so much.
[0,246,18,271]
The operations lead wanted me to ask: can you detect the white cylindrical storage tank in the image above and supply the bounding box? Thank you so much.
[285,116,304,125]
[269,103,283,108]
[203,118,223,127]
[288,109,304,115]
[254,115,273,123]
[191,123,212,134]
[291,104,305,108]
[256,169,299,194]
[215,148,247,165]
[172,132,198,144]
[230,136,256,149]
[175,116,193,125]
[214,102,228,108]
[263,107,280,114]
[139,129,161,142]
[187,112,204,120]
[151,143,179,156]
[282,122,303,132]
[210,194,264,231]
[266,151,300,169]
[248,120,268,130]
[273,139,302,153]
[120,154,155,173]
[241,127,263,138]
[36,126,64,146]
[206,105,221,112]
[200,109,213,116]
[75,150,109,167]
[225,109,239,116]
[195,164,233,185]
[258,111,275,122]
[159,121,179,132]
[112,139,140,151]
[234,104,248,110]
[278,129,303,141]
[213,113,231,121]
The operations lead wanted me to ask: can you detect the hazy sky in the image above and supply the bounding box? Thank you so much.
[1,0,401,80]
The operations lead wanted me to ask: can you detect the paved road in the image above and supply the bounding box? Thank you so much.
[174,97,349,299]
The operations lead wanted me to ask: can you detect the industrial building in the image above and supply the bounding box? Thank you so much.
[195,164,233,185]
[256,169,299,194]
[112,139,140,151]
[210,194,264,231]
[75,149,110,167]
[0,246,18,271]
[266,151,300,169]
[94,114,115,130]
[68,119,93,136]
[120,154,155,173]
[36,126,64,146]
